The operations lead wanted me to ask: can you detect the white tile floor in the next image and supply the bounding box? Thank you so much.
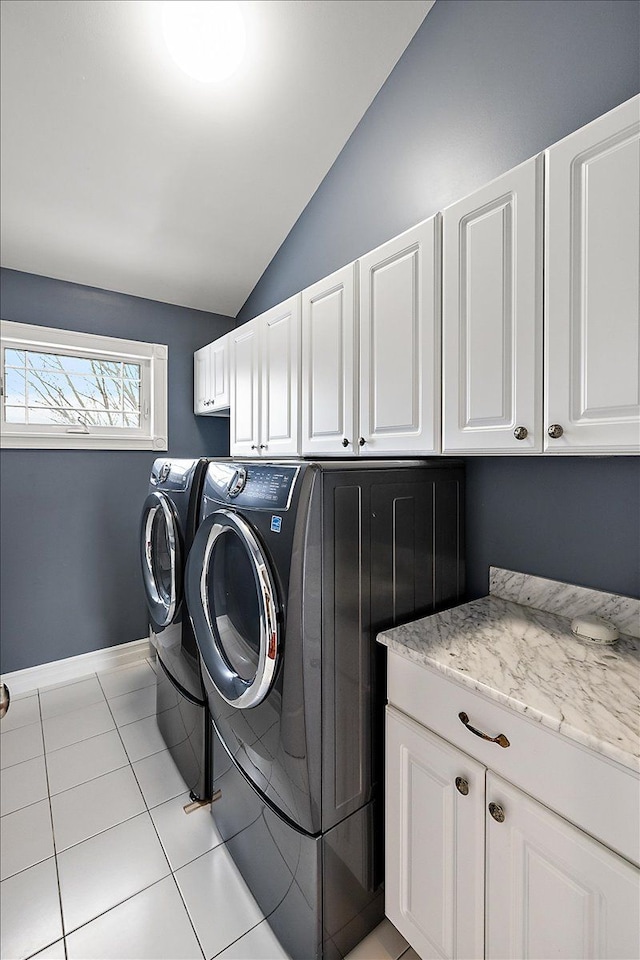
[0,657,418,960]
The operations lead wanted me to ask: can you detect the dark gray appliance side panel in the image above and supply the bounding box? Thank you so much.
[156,660,208,800]
[321,479,372,834]
[434,472,465,608]
[369,480,434,633]
[322,800,384,960]
[321,464,465,834]
[210,720,323,960]
[291,463,324,832]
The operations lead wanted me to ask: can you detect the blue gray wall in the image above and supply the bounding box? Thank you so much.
[238,0,640,601]
[1,269,234,673]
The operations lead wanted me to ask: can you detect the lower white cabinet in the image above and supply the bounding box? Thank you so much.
[486,773,640,960]
[386,707,484,960]
[385,669,640,960]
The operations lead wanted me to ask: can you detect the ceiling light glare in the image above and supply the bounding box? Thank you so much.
[162,1,246,82]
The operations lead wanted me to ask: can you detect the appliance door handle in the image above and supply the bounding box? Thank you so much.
[140,492,180,627]
[188,509,281,710]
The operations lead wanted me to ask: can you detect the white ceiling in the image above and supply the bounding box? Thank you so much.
[0,0,434,317]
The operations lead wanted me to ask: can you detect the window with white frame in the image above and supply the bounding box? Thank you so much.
[0,321,168,450]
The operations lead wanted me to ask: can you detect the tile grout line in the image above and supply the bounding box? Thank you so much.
[1,696,170,868]
[6,660,272,960]
[59,876,180,947]
[38,666,161,953]
[167,872,207,960]
[37,685,69,960]
[209,915,271,960]
[2,663,194,958]
[112,674,208,960]
[53,673,178,950]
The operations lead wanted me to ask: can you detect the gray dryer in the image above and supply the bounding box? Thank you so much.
[186,459,464,959]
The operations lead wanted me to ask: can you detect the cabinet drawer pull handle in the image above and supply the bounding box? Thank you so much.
[455,776,469,796]
[458,712,510,748]
[489,802,505,823]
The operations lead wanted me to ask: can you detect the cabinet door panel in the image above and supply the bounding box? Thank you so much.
[486,773,640,960]
[209,335,229,411]
[386,706,484,960]
[545,94,640,452]
[260,295,300,457]
[230,321,260,456]
[442,155,543,452]
[194,345,209,415]
[359,218,440,454]
[301,264,357,455]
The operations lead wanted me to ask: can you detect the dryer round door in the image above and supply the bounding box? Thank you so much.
[140,492,183,629]
[186,509,280,709]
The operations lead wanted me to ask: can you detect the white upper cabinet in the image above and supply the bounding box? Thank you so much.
[442,156,543,453]
[260,295,301,457]
[206,98,639,458]
[230,319,261,455]
[208,336,230,412]
[194,335,230,416]
[545,94,640,453]
[230,295,301,458]
[359,217,441,455]
[194,344,209,415]
[301,263,357,456]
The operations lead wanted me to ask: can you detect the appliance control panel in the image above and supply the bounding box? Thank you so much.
[204,462,300,511]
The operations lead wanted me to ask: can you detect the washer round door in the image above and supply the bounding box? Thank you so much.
[186,509,280,709]
[140,492,183,629]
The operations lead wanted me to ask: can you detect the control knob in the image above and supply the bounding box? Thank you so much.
[227,466,247,498]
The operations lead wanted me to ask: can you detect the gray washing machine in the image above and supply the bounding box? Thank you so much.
[185,459,464,959]
[140,458,211,800]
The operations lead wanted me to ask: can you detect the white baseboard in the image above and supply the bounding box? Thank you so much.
[1,637,153,696]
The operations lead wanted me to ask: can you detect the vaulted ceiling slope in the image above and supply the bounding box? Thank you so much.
[0,0,434,318]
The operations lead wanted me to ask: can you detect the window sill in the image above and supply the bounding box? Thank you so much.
[0,432,168,451]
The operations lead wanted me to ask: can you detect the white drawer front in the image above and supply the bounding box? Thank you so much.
[387,650,639,866]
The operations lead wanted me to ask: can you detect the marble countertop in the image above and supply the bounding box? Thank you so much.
[378,571,640,774]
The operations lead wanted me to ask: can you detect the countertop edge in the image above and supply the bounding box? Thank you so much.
[378,631,640,776]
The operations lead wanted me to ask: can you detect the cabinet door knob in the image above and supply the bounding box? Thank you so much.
[251,444,258,451]
[489,802,506,823]
[547,424,564,439]
[458,711,510,748]
[259,444,267,450]
[342,438,349,448]
[359,437,366,446]
[455,776,469,796]
[513,426,528,440]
